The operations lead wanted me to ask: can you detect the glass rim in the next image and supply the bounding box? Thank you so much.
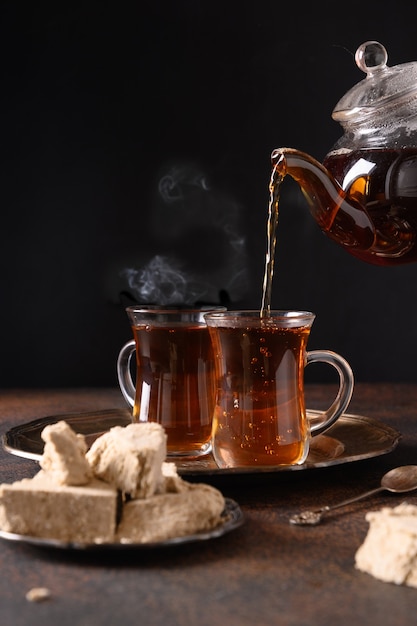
[126,305,227,315]
[203,309,315,327]
[204,309,315,317]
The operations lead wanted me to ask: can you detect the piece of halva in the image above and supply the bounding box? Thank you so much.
[86,422,167,498]
[40,420,92,485]
[116,482,225,543]
[355,502,417,587]
[0,470,117,543]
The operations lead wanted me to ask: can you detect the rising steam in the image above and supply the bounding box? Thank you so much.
[120,162,249,306]
[122,255,211,306]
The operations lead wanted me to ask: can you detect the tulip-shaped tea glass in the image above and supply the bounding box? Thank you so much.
[204,310,354,468]
[117,305,225,457]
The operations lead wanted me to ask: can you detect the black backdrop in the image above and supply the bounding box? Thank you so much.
[2,1,417,387]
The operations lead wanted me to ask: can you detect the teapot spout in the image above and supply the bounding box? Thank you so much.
[271,148,376,252]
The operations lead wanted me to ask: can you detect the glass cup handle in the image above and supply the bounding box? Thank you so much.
[117,340,136,408]
[306,350,354,437]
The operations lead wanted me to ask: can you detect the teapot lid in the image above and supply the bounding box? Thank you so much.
[332,41,417,123]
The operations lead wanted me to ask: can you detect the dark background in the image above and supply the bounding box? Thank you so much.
[2,1,417,388]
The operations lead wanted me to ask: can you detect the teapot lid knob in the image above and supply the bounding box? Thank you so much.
[355,41,388,77]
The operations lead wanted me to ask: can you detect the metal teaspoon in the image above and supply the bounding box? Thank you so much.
[289,465,417,526]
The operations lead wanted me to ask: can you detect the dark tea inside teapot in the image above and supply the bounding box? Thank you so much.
[272,41,417,265]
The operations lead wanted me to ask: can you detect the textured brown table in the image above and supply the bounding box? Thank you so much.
[0,384,416,626]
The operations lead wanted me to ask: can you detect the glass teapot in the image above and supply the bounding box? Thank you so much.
[273,41,417,265]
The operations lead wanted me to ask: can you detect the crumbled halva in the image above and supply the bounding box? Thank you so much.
[355,502,417,587]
